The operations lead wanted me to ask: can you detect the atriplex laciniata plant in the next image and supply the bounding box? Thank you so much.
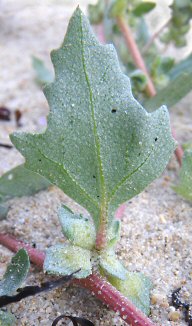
[1,7,175,326]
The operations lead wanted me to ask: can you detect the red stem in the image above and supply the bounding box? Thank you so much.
[0,233,156,326]
[116,16,156,98]
[172,129,184,166]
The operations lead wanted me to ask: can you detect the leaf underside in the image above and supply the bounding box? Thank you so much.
[11,8,175,229]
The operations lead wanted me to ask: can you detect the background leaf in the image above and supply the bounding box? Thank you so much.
[173,150,192,202]
[0,249,30,296]
[0,310,16,326]
[0,164,50,203]
[0,205,9,220]
[11,8,175,231]
[169,53,192,80]
[145,72,192,111]
[133,2,156,17]
[32,56,54,86]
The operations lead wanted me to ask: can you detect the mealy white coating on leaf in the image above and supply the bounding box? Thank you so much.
[10,7,175,230]
[107,219,121,247]
[99,248,127,280]
[58,206,96,249]
[107,271,152,315]
[44,243,92,278]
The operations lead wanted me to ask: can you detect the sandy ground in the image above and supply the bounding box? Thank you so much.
[0,1,192,325]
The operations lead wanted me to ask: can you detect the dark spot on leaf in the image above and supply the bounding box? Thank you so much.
[155,137,158,142]
[111,109,117,113]
[93,175,96,179]
[97,195,100,198]
[38,159,42,162]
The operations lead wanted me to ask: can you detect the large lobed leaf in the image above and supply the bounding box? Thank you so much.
[11,8,175,229]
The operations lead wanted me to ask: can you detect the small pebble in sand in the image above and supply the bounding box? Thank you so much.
[168,309,181,321]
[151,293,169,308]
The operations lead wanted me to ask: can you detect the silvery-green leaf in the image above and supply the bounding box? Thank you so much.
[11,8,175,231]
[0,164,50,203]
[0,310,16,326]
[44,244,92,278]
[0,249,30,296]
[173,149,192,202]
[107,219,121,247]
[107,272,152,315]
[99,249,127,280]
[58,206,96,249]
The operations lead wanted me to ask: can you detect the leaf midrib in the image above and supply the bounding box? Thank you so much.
[79,14,107,221]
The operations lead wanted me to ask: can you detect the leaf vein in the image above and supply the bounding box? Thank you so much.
[109,148,154,202]
[28,140,99,208]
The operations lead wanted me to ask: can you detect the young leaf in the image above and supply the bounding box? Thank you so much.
[10,8,175,233]
[133,2,156,17]
[99,248,127,280]
[59,206,96,250]
[44,244,92,278]
[0,249,30,296]
[0,164,50,203]
[173,150,192,202]
[107,272,152,315]
[88,0,105,25]
[0,310,16,326]
[109,0,127,18]
[107,219,121,247]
